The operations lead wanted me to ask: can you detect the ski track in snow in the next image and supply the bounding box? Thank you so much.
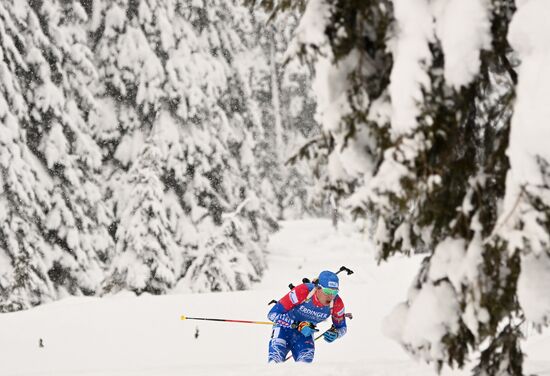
[1,219,549,376]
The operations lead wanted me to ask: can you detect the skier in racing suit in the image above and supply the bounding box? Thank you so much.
[267,270,347,363]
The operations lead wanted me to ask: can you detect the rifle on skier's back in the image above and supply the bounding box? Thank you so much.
[268,265,354,305]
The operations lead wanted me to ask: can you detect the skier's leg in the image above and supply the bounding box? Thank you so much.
[268,326,291,363]
[291,332,315,363]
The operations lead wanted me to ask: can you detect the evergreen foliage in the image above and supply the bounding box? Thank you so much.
[91,0,279,294]
[0,0,319,309]
[258,0,548,374]
[248,6,322,220]
[0,0,112,311]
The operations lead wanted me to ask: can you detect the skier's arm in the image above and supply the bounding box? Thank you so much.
[267,284,310,327]
[330,297,347,338]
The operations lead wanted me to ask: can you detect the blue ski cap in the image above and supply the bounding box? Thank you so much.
[318,270,339,290]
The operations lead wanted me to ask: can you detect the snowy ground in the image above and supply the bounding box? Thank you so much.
[1,219,549,376]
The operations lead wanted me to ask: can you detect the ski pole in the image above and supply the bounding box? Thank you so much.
[180,315,273,325]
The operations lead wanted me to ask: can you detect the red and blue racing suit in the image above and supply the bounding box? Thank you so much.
[267,283,347,363]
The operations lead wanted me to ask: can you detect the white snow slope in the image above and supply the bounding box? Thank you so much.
[1,219,549,376]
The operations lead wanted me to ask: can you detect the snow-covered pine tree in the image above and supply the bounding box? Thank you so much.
[263,0,550,374]
[176,0,279,291]
[91,0,276,294]
[277,55,323,218]
[247,5,323,220]
[31,0,113,299]
[103,142,180,294]
[0,0,112,311]
[500,0,550,359]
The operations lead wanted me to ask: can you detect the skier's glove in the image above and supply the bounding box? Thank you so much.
[323,328,338,343]
[297,322,319,337]
[269,312,294,327]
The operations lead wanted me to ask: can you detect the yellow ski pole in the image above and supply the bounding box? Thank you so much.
[181,315,273,325]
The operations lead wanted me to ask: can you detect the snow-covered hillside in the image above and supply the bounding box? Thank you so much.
[1,219,548,376]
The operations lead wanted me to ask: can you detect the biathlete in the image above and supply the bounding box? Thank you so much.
[267,270,347,363]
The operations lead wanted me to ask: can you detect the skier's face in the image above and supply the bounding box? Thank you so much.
[316,287,337,306]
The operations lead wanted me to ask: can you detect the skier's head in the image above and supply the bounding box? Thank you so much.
[318,270,339,290]
[316,270,339,305]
